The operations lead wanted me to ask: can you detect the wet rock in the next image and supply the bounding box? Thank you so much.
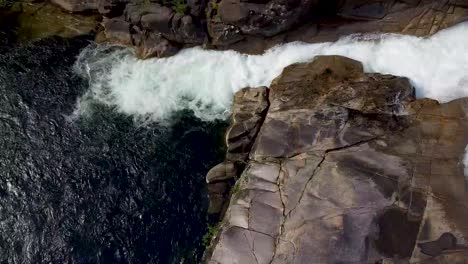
[205,56,468,263]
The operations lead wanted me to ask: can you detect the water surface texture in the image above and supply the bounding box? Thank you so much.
[0,36,226,264]
[77,22,468,122]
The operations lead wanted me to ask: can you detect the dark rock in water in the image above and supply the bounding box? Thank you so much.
[204,56,468,264]
[0,36,227,264]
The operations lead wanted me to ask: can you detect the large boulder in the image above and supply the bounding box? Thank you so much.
[140,5,174,35]
[102,17,132,45]
[204,56,468,263]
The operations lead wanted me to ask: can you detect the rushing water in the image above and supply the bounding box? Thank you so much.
[3,15,468,264]
[0,36,226,263]
[77,22,468,122]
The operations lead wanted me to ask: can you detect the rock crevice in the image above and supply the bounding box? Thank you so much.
[204,55,468,264]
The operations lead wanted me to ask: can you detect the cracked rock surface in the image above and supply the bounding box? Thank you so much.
[44,0,468,58]
[205,55,468,264]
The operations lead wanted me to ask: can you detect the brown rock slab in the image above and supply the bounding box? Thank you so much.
[205,56,468,264]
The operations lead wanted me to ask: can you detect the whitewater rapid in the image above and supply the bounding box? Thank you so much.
[75,22,468,122]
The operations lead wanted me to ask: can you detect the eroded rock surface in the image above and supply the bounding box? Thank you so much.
[46,0,468,58]
[209,0,468,53]
[206,87,269,214]
[205,56,468,264]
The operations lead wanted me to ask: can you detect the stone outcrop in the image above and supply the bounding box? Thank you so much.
[206,87,269,214]
[204,56,468,263]
[208,0,468,53]
[46,0,468,58]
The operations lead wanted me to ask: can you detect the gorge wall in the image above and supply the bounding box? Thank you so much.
[6,0,468,263]
[204,55,468,264]
[33,0,468,58]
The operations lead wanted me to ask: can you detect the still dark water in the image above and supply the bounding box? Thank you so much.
[0,35,226,263]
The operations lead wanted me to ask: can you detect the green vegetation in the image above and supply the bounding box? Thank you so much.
[202,223,220,247]
[157,0,188,14]
[172,0,187,14]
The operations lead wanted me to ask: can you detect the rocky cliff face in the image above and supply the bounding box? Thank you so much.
[47,0,468,58]
[204,55,468,263]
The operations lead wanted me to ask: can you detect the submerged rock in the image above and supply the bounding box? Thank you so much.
[204,55,468,263]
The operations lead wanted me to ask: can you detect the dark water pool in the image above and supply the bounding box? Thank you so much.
[0,35,226,263]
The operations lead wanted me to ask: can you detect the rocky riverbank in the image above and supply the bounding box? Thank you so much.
[3,1,468,263]
[204,55,468,264]
[10,0,468,58]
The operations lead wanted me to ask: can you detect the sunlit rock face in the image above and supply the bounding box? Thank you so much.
[205,56,468,264]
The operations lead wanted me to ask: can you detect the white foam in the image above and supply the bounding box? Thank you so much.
[75,22,468,122]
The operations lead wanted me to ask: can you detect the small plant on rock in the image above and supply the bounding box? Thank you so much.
[172,0,188,14]
[202,223,220,247]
